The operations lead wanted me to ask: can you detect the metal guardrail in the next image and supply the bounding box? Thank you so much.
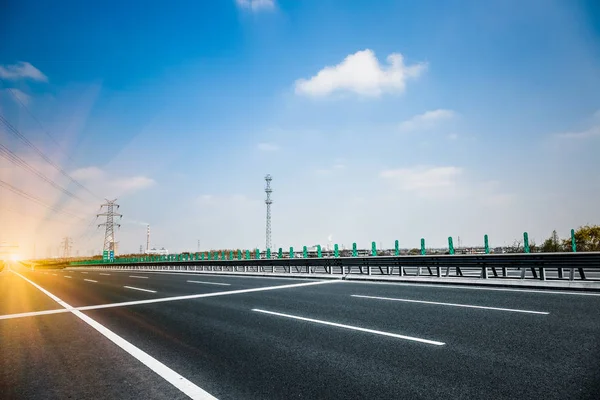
[79,252,600,281]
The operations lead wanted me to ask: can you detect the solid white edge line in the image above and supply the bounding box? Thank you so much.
[342,280,600,296]
[351,295,550,315]
[99,273,111,276]
[10,270,217,400]
[129,276,148,279]
[84,279,98,283]
[0,279,338,321]
[64,276,72,278]
[252,309,445,346]
[187,280,231,286]
[124,286,156,293]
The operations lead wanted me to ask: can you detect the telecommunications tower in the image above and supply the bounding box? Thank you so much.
[97,199,122,253]
[265,175,273,250]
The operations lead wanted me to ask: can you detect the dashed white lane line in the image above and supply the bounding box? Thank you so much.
[81,272,88,274]
[129,275,148,279]
[187,280,231,286]
[124,285,156,293]
[64,276,72,278]
[52,274,57,276]
[84,279,98,283]
[252,308,445,346]
[100,273,111,276]
[351,295,550,315]
[10,270,217,400]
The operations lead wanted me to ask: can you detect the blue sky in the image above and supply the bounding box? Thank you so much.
[1,0,599,257]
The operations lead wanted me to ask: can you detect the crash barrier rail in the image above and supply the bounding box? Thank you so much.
[78,252,600,281]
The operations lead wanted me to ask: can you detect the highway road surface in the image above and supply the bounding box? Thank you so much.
[1,262,599,399]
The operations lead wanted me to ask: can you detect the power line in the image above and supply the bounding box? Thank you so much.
[0,83,75,164]
[0,113,99,199]
[0,143,83,201]
[0,179,84,220]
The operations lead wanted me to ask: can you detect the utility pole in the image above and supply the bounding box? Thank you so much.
[197,239,200,252]
[97,199,122,254]
[265,174,273,251]
[146,224,150,253]
[61,237,73,258]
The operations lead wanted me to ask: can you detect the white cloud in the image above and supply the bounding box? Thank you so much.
[236,0,274,11]
[556,125,600,139]
[0,61,48,82]
[399,109,456,132]
[380,166,463,191]
[295,49,426,97]
[257,142,279,151]
[447,133,459,140]
[71,166,105,181]
[3,88,31,105]
[112,176,156,191]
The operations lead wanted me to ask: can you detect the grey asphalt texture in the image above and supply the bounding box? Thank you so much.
[1,264,599,400]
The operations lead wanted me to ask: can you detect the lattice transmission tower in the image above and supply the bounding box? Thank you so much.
[97,199,122,253]
[265,174,273,250]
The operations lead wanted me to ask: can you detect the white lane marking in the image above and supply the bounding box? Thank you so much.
[10,270,217,400]
[52,274,57,276]
[99,273,111,276]
[129,275,148,279]
[0,308,71,320]
[64,276,72,278]
[97,270,321,281]
[252,308,445,346]
[343,280,600,296]
[351,295,550,315]
[44,272,48,275]
[77,280,337,312]
[124,286,157,293]
[187,280,231,286]
[0,280,337,319]
[81,272,88,274]
[84,279,98,283]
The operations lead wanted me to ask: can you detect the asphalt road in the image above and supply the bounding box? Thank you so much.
[1,263,599,399]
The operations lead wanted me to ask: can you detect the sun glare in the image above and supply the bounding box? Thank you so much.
[10,254,22,261]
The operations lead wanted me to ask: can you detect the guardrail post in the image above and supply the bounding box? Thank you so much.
[352,243,357,257]
[317,245,322,258]
[371,242,376,257]
[484,234,489,254]
[524,232,530,253]
[448,237,454,255]
[395,240,399,256]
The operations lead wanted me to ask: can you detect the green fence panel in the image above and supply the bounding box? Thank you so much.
[278,248,283,259]
[371,242,376,256]
[267,248,271,259]
[290,247,294,259]
[448,237,455,255]
[352,243,357,257]
[484,234,489,254]
[334,244,339,258]
[420,238,426,255]
[524,232,530,253]
[317,245,322,258]
[571,229,577,252]
[394,240,399,256]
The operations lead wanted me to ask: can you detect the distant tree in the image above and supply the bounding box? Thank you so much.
[505,239,523,253]
[561,225,600,252]
[408,248,420,255]
[541,230,561,252]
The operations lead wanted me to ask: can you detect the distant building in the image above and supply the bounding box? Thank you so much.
[146,247,169,255]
